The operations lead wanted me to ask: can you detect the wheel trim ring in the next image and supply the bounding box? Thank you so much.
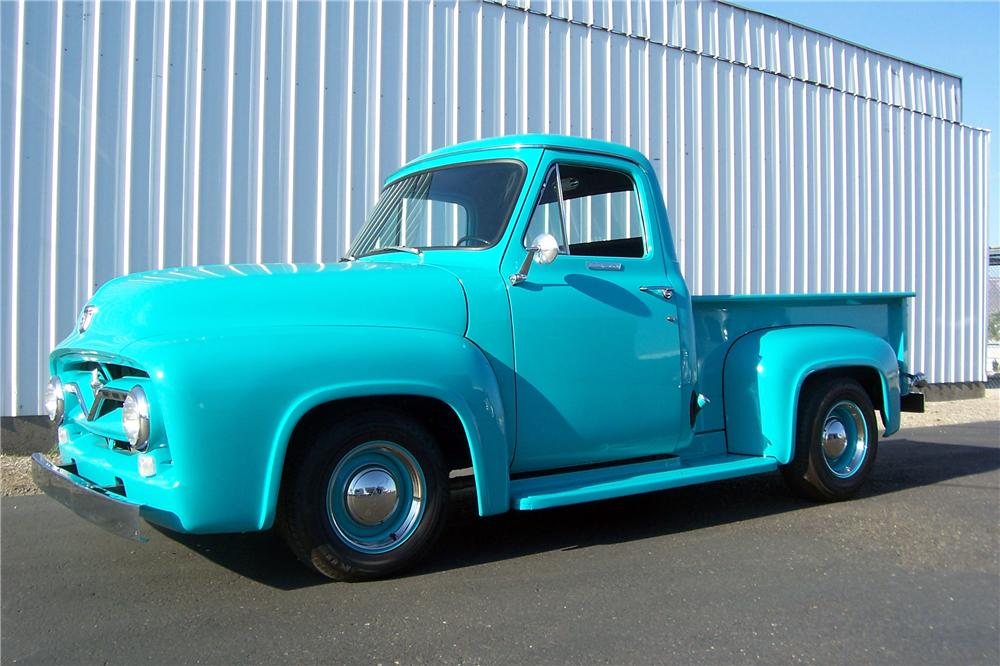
[820,400,869,479]
[326,441,426,554]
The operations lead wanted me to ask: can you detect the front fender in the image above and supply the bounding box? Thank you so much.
[263,330,512,525]
[723,326,901,464]
[123,326,509,533]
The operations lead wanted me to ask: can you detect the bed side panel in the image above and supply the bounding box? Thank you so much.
[692,294,911,434]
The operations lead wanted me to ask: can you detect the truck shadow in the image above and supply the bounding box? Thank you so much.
[154,421,999,590]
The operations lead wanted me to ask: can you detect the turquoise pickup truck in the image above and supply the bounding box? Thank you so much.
[35,135,926,581]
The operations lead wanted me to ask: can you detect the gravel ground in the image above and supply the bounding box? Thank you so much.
[1,454,43,497]
[900,389,999,429]
[2,390,996,497]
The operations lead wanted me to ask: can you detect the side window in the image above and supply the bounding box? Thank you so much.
[523,163,645,259]
[561,165,645,258]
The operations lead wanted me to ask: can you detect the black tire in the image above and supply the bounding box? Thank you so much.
[780,376,879,502]
[277,409,448,581]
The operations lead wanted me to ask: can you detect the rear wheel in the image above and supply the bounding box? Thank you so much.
[781,377,879,501]
[278,410,448,581]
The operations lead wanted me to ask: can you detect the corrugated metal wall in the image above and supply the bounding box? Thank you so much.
[0,0,991,416]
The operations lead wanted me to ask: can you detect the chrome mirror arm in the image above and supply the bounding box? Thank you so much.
[509,233,560,286]
[510,246,539,285]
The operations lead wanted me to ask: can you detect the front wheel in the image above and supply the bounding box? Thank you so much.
[781,377,879,502]
[277,410,448,581]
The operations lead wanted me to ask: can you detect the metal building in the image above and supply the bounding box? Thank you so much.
[1,0,992,417]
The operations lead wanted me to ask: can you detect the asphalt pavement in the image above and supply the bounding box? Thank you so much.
[3,421,998,665]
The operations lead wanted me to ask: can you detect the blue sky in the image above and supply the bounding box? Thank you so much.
[738,1,999,246]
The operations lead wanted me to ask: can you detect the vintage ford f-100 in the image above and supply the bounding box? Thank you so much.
[35,135,926,580]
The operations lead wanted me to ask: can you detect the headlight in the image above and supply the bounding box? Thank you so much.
[44,377,65,423]
[122,386,150,451]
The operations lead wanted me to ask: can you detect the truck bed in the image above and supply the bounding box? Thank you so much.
[691,292,914,434]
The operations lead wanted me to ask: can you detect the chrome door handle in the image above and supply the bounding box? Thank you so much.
[639,285,674,300]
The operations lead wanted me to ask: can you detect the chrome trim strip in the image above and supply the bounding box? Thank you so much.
[51,349,147,372]
[586,261,624,271]
[30,453,147,542]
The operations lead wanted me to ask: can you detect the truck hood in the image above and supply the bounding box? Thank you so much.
[60,262,469,352]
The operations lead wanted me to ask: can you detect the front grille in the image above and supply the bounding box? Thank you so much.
[56,355,150,448]
[61,359,148,381]
[93,388,128,419]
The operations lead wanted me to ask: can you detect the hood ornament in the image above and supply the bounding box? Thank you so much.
[79,305,97,334]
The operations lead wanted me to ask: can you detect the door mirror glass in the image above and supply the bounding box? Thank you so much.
[531,233,560,265]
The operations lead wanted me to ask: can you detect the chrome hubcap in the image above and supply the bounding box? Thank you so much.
[820,401,869,478]
[345,466,399,526]
[822,419,849,459]
[326,441,426,554]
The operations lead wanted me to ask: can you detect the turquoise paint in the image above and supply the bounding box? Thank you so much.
[691,292,913,435]
[399,135,657,184]
[723,326,901,464]
[692,292,916,303]
[256,327,511,524]
[55,325,510,532]
[501,149,686,472]
[511,454,778,510]
[369,146,547,468]
[45,135,916,536]
[60,262,469,345]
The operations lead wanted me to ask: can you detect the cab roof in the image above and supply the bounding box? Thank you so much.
[401,134,655,173]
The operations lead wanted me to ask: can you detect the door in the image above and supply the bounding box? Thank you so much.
[506,153,684,474]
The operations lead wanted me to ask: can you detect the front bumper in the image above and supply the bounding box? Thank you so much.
[31,453,148,542]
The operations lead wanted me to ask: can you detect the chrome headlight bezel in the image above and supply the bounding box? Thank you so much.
[122,385,151,451]
[44,376,65,424]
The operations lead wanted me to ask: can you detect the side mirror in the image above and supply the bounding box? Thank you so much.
[510,233,560,285]
[531,233,560,265]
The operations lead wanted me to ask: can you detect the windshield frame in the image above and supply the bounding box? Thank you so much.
[350,158,528,258]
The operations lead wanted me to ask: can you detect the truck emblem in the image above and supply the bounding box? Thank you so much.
[79,305,97,334]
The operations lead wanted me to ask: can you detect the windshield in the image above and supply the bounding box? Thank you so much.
[349,161,526,258]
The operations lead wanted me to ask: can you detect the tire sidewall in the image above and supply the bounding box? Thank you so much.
[292,413,447,579]
[804,383,878,497]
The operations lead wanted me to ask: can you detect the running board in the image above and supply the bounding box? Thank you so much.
[510,454,778,511]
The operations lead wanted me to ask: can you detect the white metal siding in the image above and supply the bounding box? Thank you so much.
[0,0,991,416]
[495,0,964,122]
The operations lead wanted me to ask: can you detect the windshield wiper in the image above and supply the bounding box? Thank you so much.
[358,245,423,259]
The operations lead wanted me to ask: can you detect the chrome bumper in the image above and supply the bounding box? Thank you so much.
[31,453,148,542]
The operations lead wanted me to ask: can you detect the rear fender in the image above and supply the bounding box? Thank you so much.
[723,326,900,464]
